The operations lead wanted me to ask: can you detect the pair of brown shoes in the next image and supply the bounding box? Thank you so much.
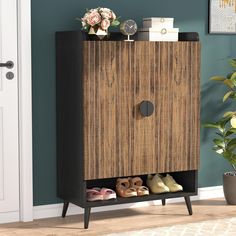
[116,177,149,198]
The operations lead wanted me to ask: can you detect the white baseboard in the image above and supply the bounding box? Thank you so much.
[33,185,224,220]
[197,185,224,200]
[0,211,19,224]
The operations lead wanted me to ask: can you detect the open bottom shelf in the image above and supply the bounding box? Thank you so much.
[85,191,197,207]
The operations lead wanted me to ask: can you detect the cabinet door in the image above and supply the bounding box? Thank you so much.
[83,41,200,180]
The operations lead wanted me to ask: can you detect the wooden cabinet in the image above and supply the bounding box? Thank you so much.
[56,31,200,229]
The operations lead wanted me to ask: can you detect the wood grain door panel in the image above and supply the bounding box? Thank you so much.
[83,41,200,180]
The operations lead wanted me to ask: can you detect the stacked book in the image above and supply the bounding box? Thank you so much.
[138,17,179,41]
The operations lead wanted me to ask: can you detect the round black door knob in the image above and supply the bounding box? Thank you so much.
[140,101,154,117]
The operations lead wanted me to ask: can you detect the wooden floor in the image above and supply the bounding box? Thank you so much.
[0,199,236,236]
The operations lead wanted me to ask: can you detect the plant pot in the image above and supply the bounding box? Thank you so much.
[87,27,109,41]
[223,172,236,205]
[87,34,110,41]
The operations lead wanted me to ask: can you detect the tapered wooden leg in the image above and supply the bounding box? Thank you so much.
[62,201,69,218]
[184,196,193,215]
[162,199,166,206]
[84,207,91,229]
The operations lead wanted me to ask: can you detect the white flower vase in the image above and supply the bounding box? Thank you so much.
[88,27,108,40]
[88,27,96,35]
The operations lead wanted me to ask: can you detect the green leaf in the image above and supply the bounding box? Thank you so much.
[202,123,221,129]
[228,128,236,133]
[213,138,225,148]
[111,20,120,26]
[225,128,236,137]
[212,146,224,154]
[216,149,224,154]
[210,76,226,81]
[229,154,236,165]
[228,144,236,151]
[218,115,232,125]
[230,159,236,165]
[230,71,236,80]
[224,138,231,143]
[216,132,224,137]
[230,72,236,87]
[229,59,236,68]
[227,72,233,79]
[223,111,235,118]
[75,17,82,22]
[227,138,236,148]
[223,151,232,161]
[223,91,233,102]
[222,152,236,165]
[224,79,235,88]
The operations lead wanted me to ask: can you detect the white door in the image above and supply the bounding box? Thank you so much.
[0,0,19,221]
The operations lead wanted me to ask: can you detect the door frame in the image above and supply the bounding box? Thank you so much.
[17,0,33,221]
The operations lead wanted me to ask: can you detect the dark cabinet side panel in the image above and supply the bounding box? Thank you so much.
[56,32,86,206]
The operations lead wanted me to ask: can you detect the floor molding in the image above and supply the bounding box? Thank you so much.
[33,185,224,220]
[0,211,19,224]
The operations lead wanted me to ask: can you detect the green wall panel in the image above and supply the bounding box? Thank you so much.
[32,0,236,205]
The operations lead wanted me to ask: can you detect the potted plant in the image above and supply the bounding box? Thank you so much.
[77,7,120,40]
[204,58,236,205]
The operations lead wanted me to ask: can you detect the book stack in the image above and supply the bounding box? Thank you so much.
[138,17,179,41]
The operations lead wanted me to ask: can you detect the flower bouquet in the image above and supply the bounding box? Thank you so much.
[78,7,120,39]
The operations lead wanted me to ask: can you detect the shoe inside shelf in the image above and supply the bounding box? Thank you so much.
[85,170,197,207]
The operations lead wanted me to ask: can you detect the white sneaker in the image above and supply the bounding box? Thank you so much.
[147,174,170,194]
[162,174,183,192]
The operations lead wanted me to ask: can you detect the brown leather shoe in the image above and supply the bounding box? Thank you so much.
[116,178,137,198]
[129,177,149,196]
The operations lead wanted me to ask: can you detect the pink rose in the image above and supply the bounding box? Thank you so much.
[101,19,110,30]
[87,11,101,26]
[101,11,112,19]
[100,7,111,12]
[89,9,98,14]
[100,8,113,19]
[111,12,116,20]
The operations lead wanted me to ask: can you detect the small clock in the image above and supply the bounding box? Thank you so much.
[120,19,138,41]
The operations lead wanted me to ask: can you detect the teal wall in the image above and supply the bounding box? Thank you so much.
[32,0,236,206]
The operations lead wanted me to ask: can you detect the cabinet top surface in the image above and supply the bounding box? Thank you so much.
[82,41,200,43]
[56,31,200,43]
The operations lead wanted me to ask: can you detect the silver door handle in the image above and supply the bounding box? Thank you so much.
[0,61,14,69]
